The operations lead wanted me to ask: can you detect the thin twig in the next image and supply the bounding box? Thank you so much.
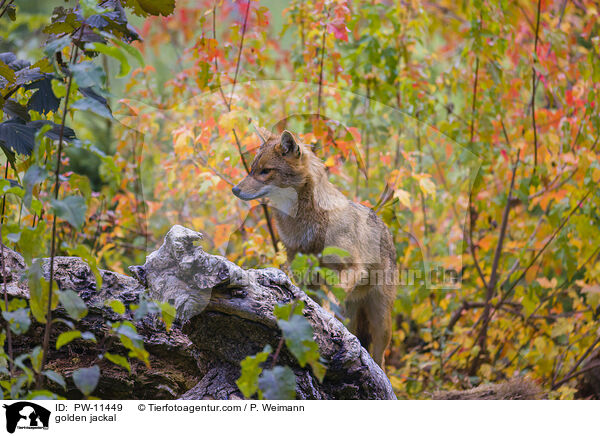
[552,337,600,390]
[0,227,14,376]
[316,9,328,117]
[492,187,594,315]
[212,3,230,111]
[0,0,13,19]
[228,0,251,108]
[210,2,278,253]
[531,0,542,170]
[38,28,82,388]
[470,153,520,374]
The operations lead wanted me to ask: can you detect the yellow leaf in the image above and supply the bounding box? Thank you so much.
[537,277,557,288]
[579,282,600,294]
[478,234,495,251]
[525,267,537,283]
[419,176,436,199]
[173,127,194,156]
[394,189,411,208]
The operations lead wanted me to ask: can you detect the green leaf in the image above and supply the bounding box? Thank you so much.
[5,4,15,21]
[112,321,141,340]
[44,35,71,57]
[258,366,296,400]
[106,299,126,315]
[68,174,92,201]
[278,314,314,365]
[43,370,66,389]
[26,390,60,400]
[23,165,47,209]
[80,331,96,342]
[274,302,326,382]
[72,365,100,396]
[123,0,175,17]
[30,346,43,373]
[108,34,145,67]
[2,308,30,334]
[58,289,88,320]
[273,300,305,320]
[71,97,112,119]
[113,321,149,366]
[50,196,87,229]
[0,60,15,84]
[67,244,102,291]
[104,352,131,372]
[85,42,130,77]
[28,260,59,324]
[70,61,106,89]
[56,330,81,349]
[156,301,175,331]
[0,119,35,155]
[3,100,30,121]
[236,345,272,398]
[322,246,351,259]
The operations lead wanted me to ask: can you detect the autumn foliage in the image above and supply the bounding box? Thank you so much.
[1,0,599,399]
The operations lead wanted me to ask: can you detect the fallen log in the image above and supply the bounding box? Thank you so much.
[3,225,396,400]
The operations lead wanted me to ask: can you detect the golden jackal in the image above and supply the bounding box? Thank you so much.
[232,129,397,367]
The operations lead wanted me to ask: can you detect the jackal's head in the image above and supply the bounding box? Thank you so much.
[232,129,308,201]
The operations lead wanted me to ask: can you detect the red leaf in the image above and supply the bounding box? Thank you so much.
[327,19,348,42]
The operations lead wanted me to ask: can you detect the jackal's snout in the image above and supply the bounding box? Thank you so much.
[232,176,271,201]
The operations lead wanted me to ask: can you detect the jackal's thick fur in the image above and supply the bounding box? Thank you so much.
[232,129,396,367]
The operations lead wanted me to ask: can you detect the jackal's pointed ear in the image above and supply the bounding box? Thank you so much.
[280,130,301,157]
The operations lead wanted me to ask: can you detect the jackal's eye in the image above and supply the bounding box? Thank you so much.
[259,168,272,175]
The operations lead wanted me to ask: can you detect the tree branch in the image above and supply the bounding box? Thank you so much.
[531,0,542,169]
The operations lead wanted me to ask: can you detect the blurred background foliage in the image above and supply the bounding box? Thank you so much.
[1,0,600,399]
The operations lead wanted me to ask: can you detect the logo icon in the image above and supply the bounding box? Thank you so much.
[2,402,50,433]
